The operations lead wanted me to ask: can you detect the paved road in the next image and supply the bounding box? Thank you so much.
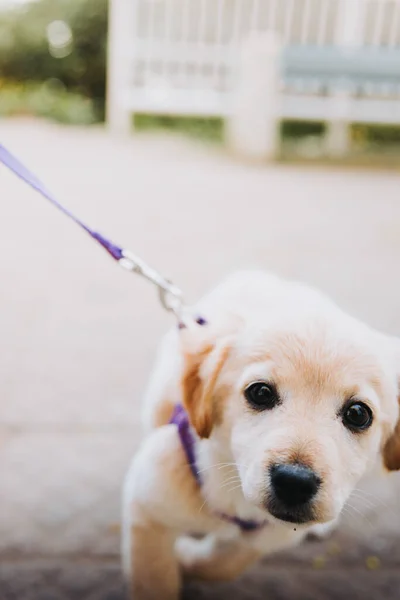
[1,119,400,596]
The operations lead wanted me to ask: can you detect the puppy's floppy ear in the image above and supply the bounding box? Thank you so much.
[181,338,231,439]
[179,320,235,439]
[383,415,400,471]
[382,338,400,471]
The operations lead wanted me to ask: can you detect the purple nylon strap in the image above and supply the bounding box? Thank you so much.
[2,143,260,531]
[170,405,266,533]
[0,143,189,319]
[170,404,202,486]
[0,144,123,261]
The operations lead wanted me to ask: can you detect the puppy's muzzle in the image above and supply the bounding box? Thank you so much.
[267,463,321,524]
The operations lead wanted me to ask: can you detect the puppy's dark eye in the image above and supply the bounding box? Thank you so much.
[342,401,373,432]
[244,382,280,411]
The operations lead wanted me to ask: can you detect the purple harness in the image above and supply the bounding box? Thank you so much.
[170,405,266,533]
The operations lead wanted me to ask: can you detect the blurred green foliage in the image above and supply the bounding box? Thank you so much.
[0,0,108,118]
[281,121,326,138]
[0,81,97,124]
[353,124,400,145]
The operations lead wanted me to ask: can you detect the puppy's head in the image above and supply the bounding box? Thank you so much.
[180,278,400,528]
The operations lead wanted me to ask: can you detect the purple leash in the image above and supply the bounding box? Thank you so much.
[0,144,123,260]
[1,143,262,531]
[0,143,183,317]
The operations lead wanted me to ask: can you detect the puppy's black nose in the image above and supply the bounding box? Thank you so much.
[270,463,320,507]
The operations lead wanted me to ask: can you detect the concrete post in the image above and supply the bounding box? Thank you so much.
[325,91,353,157]
[106,0,135,134]
[226,32,281,162]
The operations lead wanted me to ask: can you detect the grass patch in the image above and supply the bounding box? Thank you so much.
[353,124,400,146]
[134,114,224,143]
[281,120,326,139]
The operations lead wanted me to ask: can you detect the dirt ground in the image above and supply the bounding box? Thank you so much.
[1,119,400,598]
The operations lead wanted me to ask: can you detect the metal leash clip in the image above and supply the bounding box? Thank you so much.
[0,143,196,326]
[119,249,184,320]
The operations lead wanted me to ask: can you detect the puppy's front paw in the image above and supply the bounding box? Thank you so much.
[175,535,214,569]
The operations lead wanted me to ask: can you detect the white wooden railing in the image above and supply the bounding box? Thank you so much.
[107,0,400,154]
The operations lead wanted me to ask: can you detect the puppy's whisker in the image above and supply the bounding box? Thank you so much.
[340,506,360,534]
[352,487,377,497]
[219,477,242,491]
[220,480,242,490]
[351,488,381,503]
[350,489,396,517]
[226,483,243,494]
[198,498,208,515]
[352,487,391,508]
[349,492,377,510]
[221,474,242,483]
[344,501,375,531]
[196,462,239,475]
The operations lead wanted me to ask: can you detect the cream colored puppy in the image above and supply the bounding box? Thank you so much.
[122,271,400,599]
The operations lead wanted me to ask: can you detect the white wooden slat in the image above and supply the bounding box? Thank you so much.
[226,0,244,89]
[131,40,234,66]
[194,0,209,88]
[212,0,226,87]
[132,0,139,39]
[232,0,243,44]
[267,0,278,31]
[317,0,331,45]
[163,0,173,44]
[160,0,174,78]
[130,0,140,84]
[122,87,231,116]
[282,93,400,124]
[180,0,191,43]
[284,0,296,44]
[144,0,157,77]
[250,0,260,31]
[389,0,400,46]
[301,0,312,44]
[372,0,386,47]
[177,0,191,87]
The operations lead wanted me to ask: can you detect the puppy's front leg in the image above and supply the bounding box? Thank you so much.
[122,426,217,599]
[122,446,181,600]
[124,513,179,600]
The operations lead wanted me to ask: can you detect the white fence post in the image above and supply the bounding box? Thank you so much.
[106,0,135,134]
[325,0,366,156]
[226,32,281,162]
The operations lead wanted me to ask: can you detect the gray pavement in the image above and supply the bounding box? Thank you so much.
[1,119,400,596]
